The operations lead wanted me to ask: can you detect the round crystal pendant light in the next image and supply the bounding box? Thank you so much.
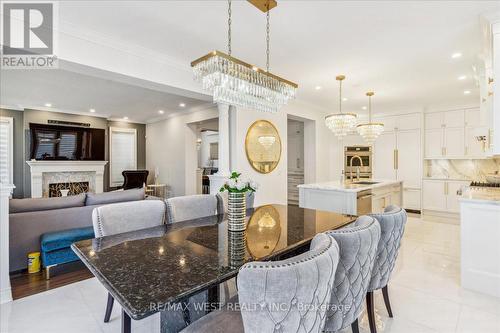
[325,75,357,137]
[357,92,384,144]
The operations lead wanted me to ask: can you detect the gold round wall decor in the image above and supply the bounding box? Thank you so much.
[245,120,281,174]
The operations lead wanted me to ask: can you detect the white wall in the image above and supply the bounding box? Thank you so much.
[146,107,218,197]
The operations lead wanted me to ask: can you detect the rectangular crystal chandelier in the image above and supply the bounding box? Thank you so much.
[191,51,298,113]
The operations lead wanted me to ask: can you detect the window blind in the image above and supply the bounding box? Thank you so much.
[110,128,137,187]
[0,118,13,184]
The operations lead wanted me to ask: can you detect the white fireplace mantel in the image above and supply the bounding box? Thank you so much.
[26,161,108,198]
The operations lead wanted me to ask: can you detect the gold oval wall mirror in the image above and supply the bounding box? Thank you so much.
[245,120,281,174]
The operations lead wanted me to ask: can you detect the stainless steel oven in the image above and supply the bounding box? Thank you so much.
[344,146,372,180]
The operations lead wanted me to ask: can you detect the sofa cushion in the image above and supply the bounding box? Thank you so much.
[40,226,95,253]
[9,194,86,214]
[85,188,145,206]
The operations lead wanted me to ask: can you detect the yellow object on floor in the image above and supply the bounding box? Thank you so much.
[27,252,41,274]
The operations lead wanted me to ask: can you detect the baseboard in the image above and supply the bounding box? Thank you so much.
[0,287,13,304]
[422,209,460,224]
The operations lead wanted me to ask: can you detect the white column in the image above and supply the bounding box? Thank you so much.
[30,172,43,198]
[0,184,15,304]
[209,103,231,194]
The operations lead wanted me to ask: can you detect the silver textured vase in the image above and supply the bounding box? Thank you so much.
[228,192,246,231]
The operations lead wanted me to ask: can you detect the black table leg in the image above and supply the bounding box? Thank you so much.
[122,310,131,333]
[207,284,220,314]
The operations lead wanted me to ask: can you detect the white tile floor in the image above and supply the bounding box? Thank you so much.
[1,215,500,333]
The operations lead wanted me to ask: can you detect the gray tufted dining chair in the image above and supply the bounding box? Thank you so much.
[366,205,407,333]
[166,194,221,223]
[180,233,341,333]
[91,200,166,323]
[324,215,381,333]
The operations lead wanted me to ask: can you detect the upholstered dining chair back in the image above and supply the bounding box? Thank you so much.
[368,205,407,291]
[237,233,340,333]
[216,191,255,214]
[92,200,166,237]
[122,170,149,190]
[166,194,220,224]
[324,216,381,332]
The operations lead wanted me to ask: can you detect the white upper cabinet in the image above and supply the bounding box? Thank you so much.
[424,109,487,158]
[443,110,465,128]
[444,127,465,157]
[425,112,443,130]
[375,113,420,132]
[465,108,486,128]
[425,128,444,158]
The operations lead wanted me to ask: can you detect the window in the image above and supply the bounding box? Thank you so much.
[109,127,137,187]
[0,117,13,185]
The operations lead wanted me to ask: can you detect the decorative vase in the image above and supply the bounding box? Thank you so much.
[228,231,246,268]
[228,192,246,231]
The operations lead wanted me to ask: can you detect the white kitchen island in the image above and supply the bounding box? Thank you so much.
[298,180,403,215]
[460,188,500,298]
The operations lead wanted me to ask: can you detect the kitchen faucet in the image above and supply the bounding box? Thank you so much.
[350,155,363,182]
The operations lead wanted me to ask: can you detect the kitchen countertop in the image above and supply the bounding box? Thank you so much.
[298,179,403,193]
[460,188,500,206]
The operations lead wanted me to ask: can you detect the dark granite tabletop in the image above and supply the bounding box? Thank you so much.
[72,204,355,320]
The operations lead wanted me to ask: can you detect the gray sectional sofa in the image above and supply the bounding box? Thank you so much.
[9,188,151,272]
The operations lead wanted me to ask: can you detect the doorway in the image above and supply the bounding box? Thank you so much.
[287,118,305,205]
[194,118,219,194]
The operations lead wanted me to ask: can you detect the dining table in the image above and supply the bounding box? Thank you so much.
[71,204,356,333]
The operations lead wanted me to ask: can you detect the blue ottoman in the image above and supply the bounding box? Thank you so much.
[40,226,95,279]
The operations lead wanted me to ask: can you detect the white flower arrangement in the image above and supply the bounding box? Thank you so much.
[220,172,258,193]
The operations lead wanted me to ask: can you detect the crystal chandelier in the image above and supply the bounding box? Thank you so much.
[357,92,384,144]
[325,75,358,137]
[258,135,276,149]
[191,0,297,113]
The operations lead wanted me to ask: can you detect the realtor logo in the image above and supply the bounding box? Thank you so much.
[1,1,58,68]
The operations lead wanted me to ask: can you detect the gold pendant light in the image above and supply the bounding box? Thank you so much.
[357,92,384,144]
[191,0,297,113]
[325,75,357,137]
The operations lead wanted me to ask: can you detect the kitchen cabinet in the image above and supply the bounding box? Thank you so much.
[422,180,447,211]
[422,179,469,213]
[425,129,444,158]
[373,132,396,180]
[371,184,402,214]
[373,126,421,210]
[465,126,489,158]
[444,127,465,157]
[373,113,420,132]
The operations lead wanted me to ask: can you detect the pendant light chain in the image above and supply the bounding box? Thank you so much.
[228,0,232,56]
[339,79,343,114]
[368,94,372,122]
[266,8,270,72]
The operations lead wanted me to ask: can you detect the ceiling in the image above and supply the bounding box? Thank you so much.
[2,1,499,120]
[55,0,498,115]
[0,68,213,123]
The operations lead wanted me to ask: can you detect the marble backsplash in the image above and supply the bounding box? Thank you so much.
[425,159,500,181]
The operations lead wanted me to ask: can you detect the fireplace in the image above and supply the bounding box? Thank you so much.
[48,182,90,197]
[26,161,107,198]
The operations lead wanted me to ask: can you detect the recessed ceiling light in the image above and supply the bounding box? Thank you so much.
[315,86,322,90]
[458,75,467,80]
[342,97,348,102]
[158,110,164,114]
[179,103,186,108]
[451,52,462,59]
[44,103,52,107]
[463,90,471,95]
[362,106,367,110]
[89,108,96,113]
[123,116,129,120]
